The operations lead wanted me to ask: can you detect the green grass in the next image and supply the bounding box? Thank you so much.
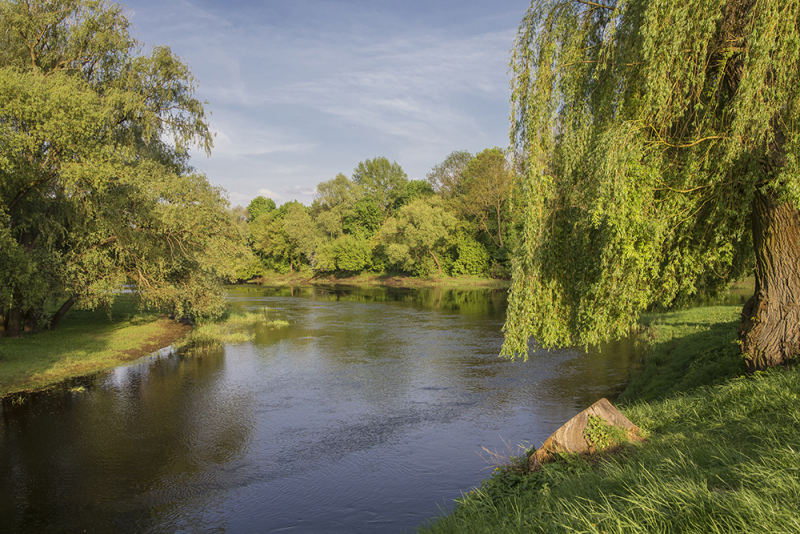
[418,304,800,533]
[173,306,289,354]
[0,297,290,397]
[619,306,748,402]
[0,295,180,396]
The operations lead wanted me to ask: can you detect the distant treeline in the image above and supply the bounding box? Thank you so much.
[235,149,520,280]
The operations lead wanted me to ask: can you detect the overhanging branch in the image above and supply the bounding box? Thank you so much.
[574,0,614,10]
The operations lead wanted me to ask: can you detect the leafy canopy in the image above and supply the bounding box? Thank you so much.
[0,0,245,329]
[503,0,800,358]
[352,157,409,215]
[247,196,277,221]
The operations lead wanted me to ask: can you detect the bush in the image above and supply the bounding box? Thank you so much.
[334,233,373,272]
[451,236,490,275]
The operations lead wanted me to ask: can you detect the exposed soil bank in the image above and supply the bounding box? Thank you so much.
[116,319,192,361]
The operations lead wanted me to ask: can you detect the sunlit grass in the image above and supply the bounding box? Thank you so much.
[0,297,289,396]
[419,369,800,534]
[173,306,289,354]
[0,295,181,396]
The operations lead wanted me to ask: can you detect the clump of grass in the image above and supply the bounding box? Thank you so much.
[174,306,289,354]
[463,440,538,511]
[478,438,533,473]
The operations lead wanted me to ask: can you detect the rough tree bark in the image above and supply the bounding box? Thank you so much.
[739,191,800,371]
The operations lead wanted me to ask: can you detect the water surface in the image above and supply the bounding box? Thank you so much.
[1,285,642,533]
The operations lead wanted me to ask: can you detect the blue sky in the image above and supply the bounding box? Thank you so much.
[127,0,532,207]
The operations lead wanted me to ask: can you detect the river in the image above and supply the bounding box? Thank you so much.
[0,285,643,533]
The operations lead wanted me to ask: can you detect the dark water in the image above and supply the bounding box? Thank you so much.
[0,285,643,533]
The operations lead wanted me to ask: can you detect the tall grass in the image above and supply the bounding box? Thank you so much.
[173,306,289,354]
[418,304,800,533]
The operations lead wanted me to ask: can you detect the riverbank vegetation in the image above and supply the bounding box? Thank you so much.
[418,303,799,533]
[0,295,188,396]
[0,0,247,338]
[235,149,519,283]
[256,271,510,289]
[0,294,288,397]
[174,307,289,355]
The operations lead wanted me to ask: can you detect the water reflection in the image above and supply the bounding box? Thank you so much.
[1,285,642,533]
[1,349,256,532]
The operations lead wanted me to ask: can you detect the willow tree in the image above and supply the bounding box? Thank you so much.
[503,0,800,371]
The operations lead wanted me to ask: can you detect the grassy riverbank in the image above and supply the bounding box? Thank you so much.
[0,295,190,397]
[0,295,290,398]
[0,272,497,397]
[418,304,799,533]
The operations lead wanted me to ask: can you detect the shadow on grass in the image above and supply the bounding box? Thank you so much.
[0,295,182,397]
[619,305,748,403]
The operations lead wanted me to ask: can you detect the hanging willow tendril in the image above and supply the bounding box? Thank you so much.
[502,0,800,361]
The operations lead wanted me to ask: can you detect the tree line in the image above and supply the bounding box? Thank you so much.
[237,150,520,280]
[0,0,520,339]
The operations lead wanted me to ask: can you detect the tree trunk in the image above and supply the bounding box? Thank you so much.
[738,191,800,371]
[49,296,76,331]
[428,249,443,274]
[496,204,504,250]
[23,309,38,332]
[3,307,23,338]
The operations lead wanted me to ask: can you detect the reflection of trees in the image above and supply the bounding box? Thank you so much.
[243,285,638,421]
[232,285,509,315]
[0,349,256,532]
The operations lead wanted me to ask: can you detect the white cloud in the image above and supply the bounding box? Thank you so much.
[210,124,315,159]
[129,0,530,204]
[227,191,252,207]
[257,188,282,201]
[282,185,318,199]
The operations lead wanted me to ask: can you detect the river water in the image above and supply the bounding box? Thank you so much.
[0,285,643,533]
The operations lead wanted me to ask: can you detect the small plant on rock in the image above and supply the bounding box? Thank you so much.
[583,414,629,452]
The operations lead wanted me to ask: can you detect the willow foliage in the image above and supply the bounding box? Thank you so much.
[503,0,800,358]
